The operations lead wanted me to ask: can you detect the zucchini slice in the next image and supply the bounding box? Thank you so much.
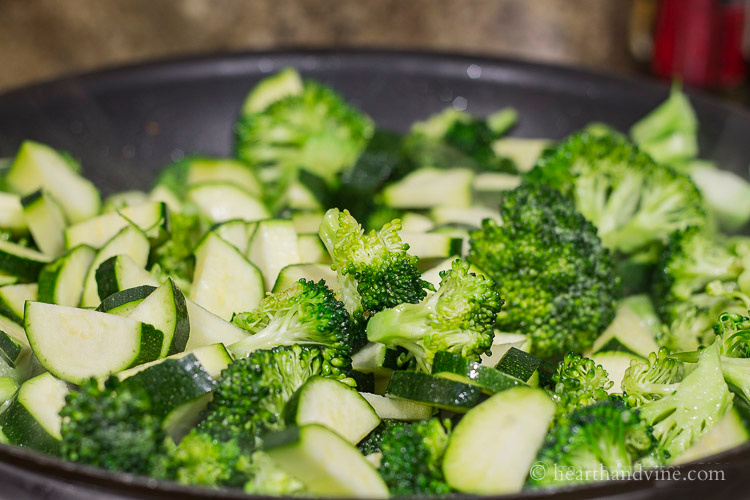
[64,201,167,249]
[0,192,27,233]
[399,232,463,260]
[0,240,49,282]
[442,386,555,495]
[432,351,523,394]
[187,182,269,223]
[494,347,540,383]
[95,254,159,301]
[190,232,264,321]
[381,168,474,209]
[272,263,339,294]
[116,343,232,381]
[0,372,69,454]
[241,67,303,114]
[21,190,67,257]
[0,313,31,370]
[385,371,484,412]
[81,225,151,307]
[25,302,163,384]
[118,354,217,440]
[211,219,256,254]
[128,278,189,357]
[264,425,389,498]
[0,376,18,405]
[184,158,263,197]
[351,343,404,376]
[38,245,96,306]
[285,376,380,445]
[480,333,531,367]
[430,206,500,228]
[588,298,660,358]
[248,219,300,291]
[5,141,100,223]
[184,299,248,350]
[297,234,330,265]
[0,283,37,324]
[360,392,434,421]
[96,285,156,316]
[291,211,324,234]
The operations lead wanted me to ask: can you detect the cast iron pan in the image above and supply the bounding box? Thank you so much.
[0,50,749,500]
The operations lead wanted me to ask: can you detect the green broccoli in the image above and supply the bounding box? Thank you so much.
[525,132,706,257]
[404,108,517,174]
[366,259,501,372]
[621,348,683,407]
[228,279,358,361]
[235,76,374,191]
[357,420,402,456]
[529,397,655,487]
[652,227,747,351]
[468,183,619,359]
[152,429,305,494]
[198,345,354,445]
[701,312,750,405]
[548,353,613,421]
[638,339,733,461]
[149,210,204,293]
[376,418,452,496]
[59,377,167,475]
[318,208,431,318]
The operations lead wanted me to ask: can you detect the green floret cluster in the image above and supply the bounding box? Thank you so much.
[229,278,359,360]
[198,344,354,445]
[375,418,452,497]
[621,348,682,407]
[652,226,748,351]
[366,259,501,372]
[530,397,655,487]
[547,353,613,421]
[468,183,619,359]
[526,132,706,257]
[319,208,432,317]
[60,377,168,475]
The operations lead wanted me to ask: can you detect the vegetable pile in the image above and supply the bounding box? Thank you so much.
[0,69,749,497]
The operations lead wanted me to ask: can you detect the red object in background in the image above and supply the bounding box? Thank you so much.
[652,0,746,88]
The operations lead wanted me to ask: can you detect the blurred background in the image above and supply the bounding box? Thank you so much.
[2,0,750,97]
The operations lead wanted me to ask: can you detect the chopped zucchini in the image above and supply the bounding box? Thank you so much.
[381,168,474,209]
[432,351,523,394]
[96,285,156,316]
[187,182,269,223]
[248,219,300,290]
[385,371,484,412]
[95,254,159,301]
[38,245,96,306]
[291,211,324,234]
[128,278,189,357]
[491,138,551,173]
[351,343,404,376]
[25,302,163,384]
[297,234,330,264]
[5,141,100,223]
[184,299,248,350]
[190,232,264,321]
[430,206,500,228]
[0,192,27,233]
[359,392,434,421]
[272,263,339,294]
[64,202,167,249]
[494,347,540,383]
[0,240,49,282]
[399,232,463,260]
[264,425,389,498]
[21,190,66,257]
[588,298,660,358]
[285,376,380,444]
[211,219,256,254]
[442,387,555,495]
[0,284,37,324]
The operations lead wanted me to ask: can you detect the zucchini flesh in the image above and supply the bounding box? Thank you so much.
[360,392,434,421]
[263,425,389,498]
[248,219,301,291]
[187,182,269,223]
[432,351,523,394]
[0,372,69,454]
[64,201,167,249]
[128,278,189,356]
[0,192,26,233]
[285,376,380,444]
[95,254,159,301]
[186,159,263,197]
[297,234,330,265]
[0,314,30,369]
[211,219,255,254]
[442,386,555,495]
[385,371,484,412]
[272,263,339,294]
[184,299,248,350]
[21,190,66,257]
[382,168,473,209]
[25,302,163,384]
[190,233,264,321]
[0,283,37,324]
[96,285,156,315]
[81,225,151,307]
[38,245,96,306]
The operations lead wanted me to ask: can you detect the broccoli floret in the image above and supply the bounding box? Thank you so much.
[152,430,305,494]
[149,210,204,293]
[357,420,402,456]
[638,339,733,461]
[621,348,683,407]
[229,279,358,361]
[59,377,167,475]
[235,77,374,191]
[377,418,452,496]
[548,353,613,421]
[529,397,655,487]
[525,132,706,257]
[652,227,746,351]
[468,183,619,359]
[701,311,750,405]
[318,208,431,317]
[199,345,353,445]
[366,259,501,372]
[404,108,517,174]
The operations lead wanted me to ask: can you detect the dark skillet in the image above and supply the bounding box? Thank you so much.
[0,50,748,500]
